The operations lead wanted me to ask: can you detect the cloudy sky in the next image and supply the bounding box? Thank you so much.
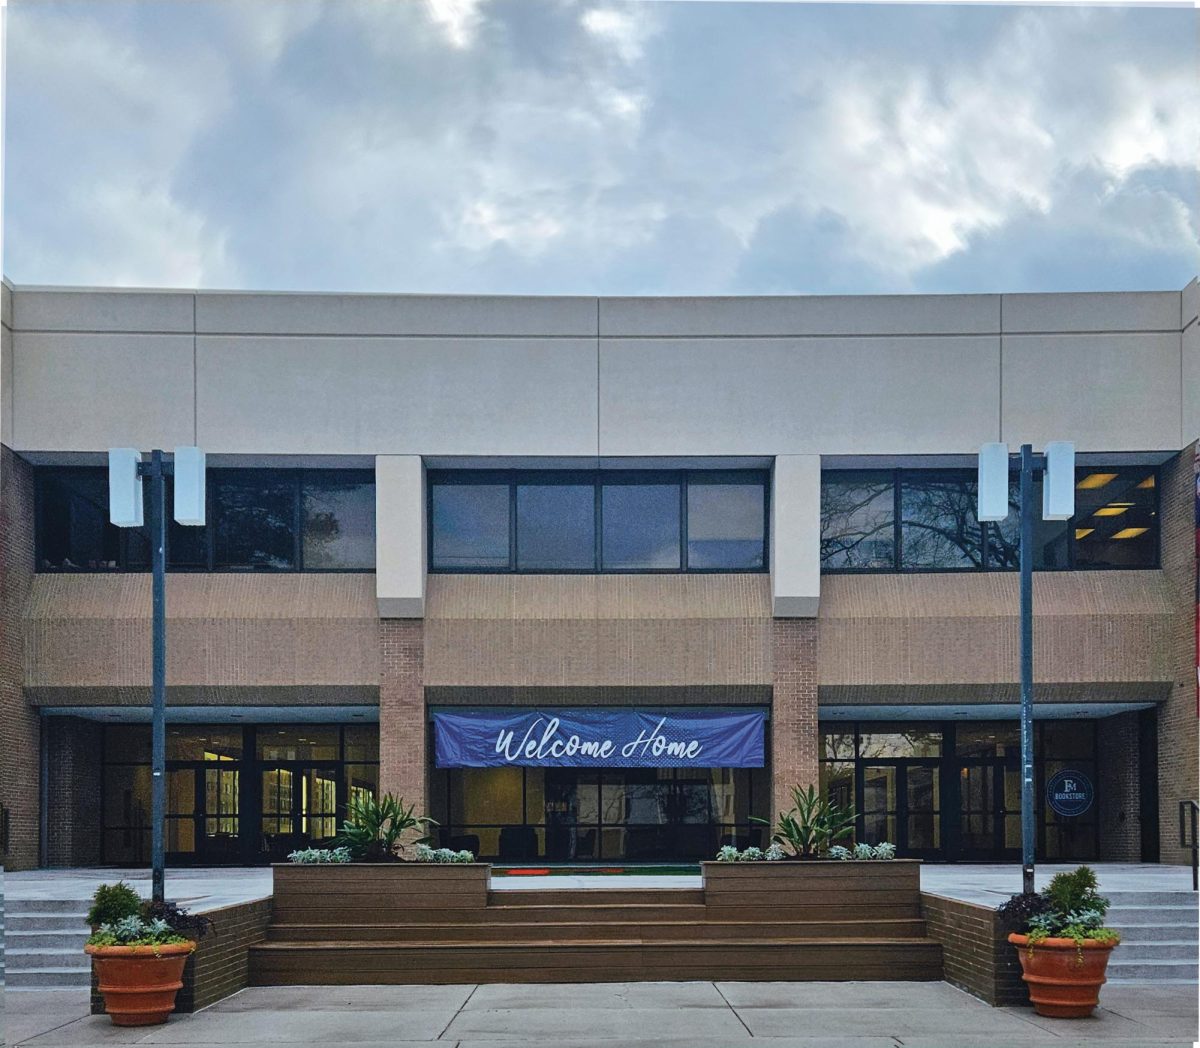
[4,0,1198,295]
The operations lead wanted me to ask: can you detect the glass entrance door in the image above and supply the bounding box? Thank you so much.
[860,762,941,858]
[163,762,241,864]
[260,764,340,861]
[956,759,1021,860]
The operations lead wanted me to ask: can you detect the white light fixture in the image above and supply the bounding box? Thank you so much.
[977,442,1009,522]
[107,448,144,527]
[1042,441,1075,521]
[173,446,206,526]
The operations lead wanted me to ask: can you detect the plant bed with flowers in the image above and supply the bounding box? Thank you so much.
[701,785,922,921]
[272,793,492,924]
[1000,866,1121,1018]
[84,883,213,1026]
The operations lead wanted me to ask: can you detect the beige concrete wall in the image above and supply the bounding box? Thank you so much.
[6,285,1193,457]
[1184,279,1199,444]
[771,456,821,616]
[376,455,425,617]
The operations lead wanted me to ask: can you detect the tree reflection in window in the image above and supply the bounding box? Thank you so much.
[899,472,983,570]
[213,472,296,570]
[302,472,375,569]
[820,471,895,569]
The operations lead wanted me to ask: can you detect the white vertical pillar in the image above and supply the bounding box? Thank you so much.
[375,455,426,617]
[771,455,821,617]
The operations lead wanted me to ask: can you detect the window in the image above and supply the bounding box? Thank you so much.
[820,471,894,569]
[516,481,595,570]
[427,470,768,574]
[34,467,375,572]
[213,472,297,570]
[601,479,681,570]
[687,475,768,570]
[430,481,510,569]
[820,465,1158,573]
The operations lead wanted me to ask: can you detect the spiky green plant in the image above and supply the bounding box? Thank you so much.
[751,784,856,859]
[336,793,436,861]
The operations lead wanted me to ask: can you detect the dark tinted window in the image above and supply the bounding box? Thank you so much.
[516,482,595,570]
[900,472,983,570]
[601,480,681,570]
[212,472,297,570]
[37,468,124,570]
[302,472,375,569]
[430,482,510,569]
[820,471,894,569]
[989,474,1069,570]
[1072,467,1158,568]
[686,476,766,569]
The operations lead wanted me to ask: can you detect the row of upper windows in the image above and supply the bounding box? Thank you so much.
[36,467,376,572]
[33,463,1160,575]
[428,471,769,573]
[820,466,1159,572]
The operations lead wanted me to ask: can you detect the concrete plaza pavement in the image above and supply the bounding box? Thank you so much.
[4,981,1198,1048]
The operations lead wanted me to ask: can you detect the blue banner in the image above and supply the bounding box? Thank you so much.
[433,709,766,768]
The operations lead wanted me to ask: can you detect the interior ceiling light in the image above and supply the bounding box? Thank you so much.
[1136,475,1155,489]
[1074,528,1094,539]
[1094,506,1129,517]
[1111,527,1149,539]
[1076,472,1118,489]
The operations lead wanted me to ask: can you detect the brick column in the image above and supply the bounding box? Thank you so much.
[771,618,819,819]
[46,717,104,866]
[1,446,40,871]
[379,619,426,816]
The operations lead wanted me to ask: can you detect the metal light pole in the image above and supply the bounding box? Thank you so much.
[110,447,205,905]
[979,441,1073,896]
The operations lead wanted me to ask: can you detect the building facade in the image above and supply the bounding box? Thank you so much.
[1,281,1196,870]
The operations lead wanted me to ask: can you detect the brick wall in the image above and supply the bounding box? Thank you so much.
[920,892,1028,1007]
[1097,711,1141,861]
[45,716,103,866]
[1,445,39,870]
[92,898,272,1015]
[380,619,426,816]
[771,618,818,818]
[1158,443,1199,863]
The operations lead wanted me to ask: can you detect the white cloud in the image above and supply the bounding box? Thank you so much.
[582,6,652,65]
[424,0,488,49]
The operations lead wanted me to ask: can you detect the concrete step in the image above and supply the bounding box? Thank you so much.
[1115,941,1199,960]
[4,899,90,914]
[1104,891,1199,906]
[1105,905,1199,923]
[1112,922,1199,943]
[1106,958,1199,982]
[6,947,91,970]
[6,913,88,932]
[5,930,91,951]
[4,967,93,989]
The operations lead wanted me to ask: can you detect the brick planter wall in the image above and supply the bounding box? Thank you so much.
[920,892,1028,1007]
[92,897,272,1016]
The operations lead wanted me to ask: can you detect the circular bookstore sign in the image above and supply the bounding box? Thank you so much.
[1046,769,1094,818]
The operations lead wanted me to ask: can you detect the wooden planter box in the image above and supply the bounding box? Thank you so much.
[701,859,922,920]
[271,863,492,925]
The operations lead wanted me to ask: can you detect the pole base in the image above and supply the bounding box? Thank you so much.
[1022,864,1036,896]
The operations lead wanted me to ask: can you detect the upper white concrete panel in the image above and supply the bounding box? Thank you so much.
[13,288,195,333]
[195,335,599,455]
[13,333,195,450]
[1184,321,1199,445]
[1001,291,1181,333]
[196,292,597,337]
[599,336,1000,456]
[600,294,1000,337]
[1001,333,1181,451]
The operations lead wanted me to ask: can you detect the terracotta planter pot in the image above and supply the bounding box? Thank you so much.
[86,942,195,1026]
[1007,933,1117,1018]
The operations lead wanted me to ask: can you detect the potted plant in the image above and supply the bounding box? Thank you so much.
[1002,866,1121,1018]
[84,882,212,1027]
[751,784,856,858]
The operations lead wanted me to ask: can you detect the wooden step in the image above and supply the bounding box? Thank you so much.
[249,938,944,985]
[265,916,930,944]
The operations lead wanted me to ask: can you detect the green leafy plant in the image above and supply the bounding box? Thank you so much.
[86,882,142,928]
[287,846,353,864]
[1001,866,1120,959]
[336,793,436,861]
[87,915,190,949]
[751,784,856,859]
